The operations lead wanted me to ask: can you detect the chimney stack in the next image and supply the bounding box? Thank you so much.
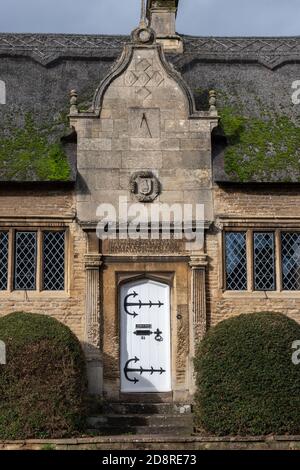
[146,0,183,53]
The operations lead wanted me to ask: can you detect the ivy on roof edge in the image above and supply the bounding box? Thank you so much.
[0,113,71,182]
[195,88,300,182]
[220,108,300,183]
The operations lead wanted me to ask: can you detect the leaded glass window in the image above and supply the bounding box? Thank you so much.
[281,232,300,290]
[225,232,247,291]
[43,231,65,291]
[254,232,275,291]
[0,232,8,291]
[14,232,37,290]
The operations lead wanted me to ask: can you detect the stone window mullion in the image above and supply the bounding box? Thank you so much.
[275,229,282,292]
[247,229,254,292]
[37,229,43,292]
[7,228,14,293]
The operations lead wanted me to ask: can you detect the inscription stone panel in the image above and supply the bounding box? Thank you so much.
[105,238,185,254]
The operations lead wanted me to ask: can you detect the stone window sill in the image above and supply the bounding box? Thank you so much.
[222,291,300,299]
[0,291,70,300]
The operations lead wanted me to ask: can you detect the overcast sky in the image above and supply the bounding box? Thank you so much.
[0,0,299,36]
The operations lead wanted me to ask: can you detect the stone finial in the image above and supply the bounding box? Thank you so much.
[70,89,78,115]
[209,90,217,113]
[131,0,155,45]
[140,0,148,28]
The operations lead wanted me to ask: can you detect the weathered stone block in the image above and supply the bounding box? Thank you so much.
[130,138,161,150]
[112,138,129,151]
[101,119,114,132]
[94,170,120,190]
[180,139,207,150]
[114,119,128,136]
[164,119,190,133]
[122,150,163,169]
[78,138,112,151]
[77,151,122,169]
[159,190,184,203]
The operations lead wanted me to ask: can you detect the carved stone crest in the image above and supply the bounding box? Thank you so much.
[130,171,160,202]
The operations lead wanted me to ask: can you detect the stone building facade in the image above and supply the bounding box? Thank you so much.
[1,0,300,404]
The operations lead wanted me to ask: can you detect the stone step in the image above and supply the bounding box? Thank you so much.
[87,425,193,436]
[88,414,193,427]
[102,402,192,415]
[87,413,194,436]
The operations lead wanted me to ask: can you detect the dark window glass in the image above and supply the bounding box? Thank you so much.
[0,232,8,290]
[14,232,37,290]
[281,232,300,290]
[225,232,247,291]
[254,232,275,291]
[43,232,65,291]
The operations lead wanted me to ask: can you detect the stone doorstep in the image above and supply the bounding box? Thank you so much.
[86,412,193,436]
[101,403,192,415]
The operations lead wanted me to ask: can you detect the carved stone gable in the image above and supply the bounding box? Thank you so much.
[70,19,218,227]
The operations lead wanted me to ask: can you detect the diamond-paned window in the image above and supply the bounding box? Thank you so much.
[43,231,65,291]
[14,232,37,290]
[281,232,300,290]
[225,232,247,291]
[0,232,8,291]
[254,232,275,291]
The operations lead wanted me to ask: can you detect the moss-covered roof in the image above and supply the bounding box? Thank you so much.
[199,89,300,183]
[0,113,72,182]
[1,33,300,183]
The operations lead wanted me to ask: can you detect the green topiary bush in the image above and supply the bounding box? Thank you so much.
[0,312,87,439]
[194,312,300,436]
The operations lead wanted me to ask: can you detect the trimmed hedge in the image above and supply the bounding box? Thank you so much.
[194,312,300,436]
[0,312,87,439]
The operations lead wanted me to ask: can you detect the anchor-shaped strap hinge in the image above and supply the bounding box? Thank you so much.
[124,357,166,384]
[124,291,164,317]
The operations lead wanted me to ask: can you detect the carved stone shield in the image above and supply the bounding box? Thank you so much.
[139,178,152,196]
[130,171,160,202]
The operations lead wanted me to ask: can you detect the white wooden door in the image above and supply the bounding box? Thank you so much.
[120,279,171,393]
